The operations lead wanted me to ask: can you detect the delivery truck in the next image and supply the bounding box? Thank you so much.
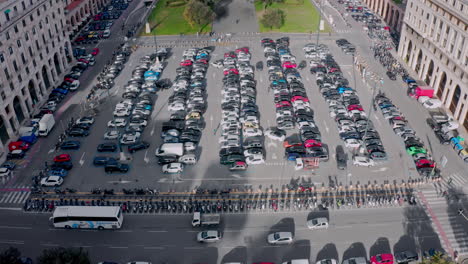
[38,114,55,136]
[192,212,221,227]
[155,143,184,157]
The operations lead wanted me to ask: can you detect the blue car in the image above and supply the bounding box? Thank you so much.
[93,156,117,166]
[60,141,81,150]
[52,88,69,95]
[48,168,68,177]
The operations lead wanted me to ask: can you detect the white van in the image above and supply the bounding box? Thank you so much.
[179,154,197,165]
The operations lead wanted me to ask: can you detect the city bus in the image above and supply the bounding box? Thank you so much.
[49,206,123,230]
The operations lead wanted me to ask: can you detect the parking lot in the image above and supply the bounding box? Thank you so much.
[6,36,438,196]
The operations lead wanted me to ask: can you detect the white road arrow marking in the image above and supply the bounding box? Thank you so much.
[371,167,388,172]
[144,150,149,163]
[231,174,243,179]
[48,149,55,154]
[79,152,86,166]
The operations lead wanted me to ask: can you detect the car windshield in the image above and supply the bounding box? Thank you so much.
[376,255,382,262]
[322,260,333,264]
[273,233,280,240]
[201,232,208,238]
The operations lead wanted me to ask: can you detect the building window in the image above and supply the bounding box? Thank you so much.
[45,16,48,24]
[25,67,29,74]
[14,25,18,33]
[22,1,26,9]
[8,47,13,55]
[30,14,33,22]
[35,40,39,50]
[1,91,5,101]
[18,74,22,83]
[21,53,26,64]
[4,69,10,80]
[6,31,10,40]
[32,59,36,67]
[13,60,18,72]
[9,82,14,92]
[22,19,26,27]
[32,27,36,35]
[13,6,17,13]
[17,40,21,48]
[37,9,40,16]
[0,53,4,63]
[4,11,10,21]
[28,47,33,57]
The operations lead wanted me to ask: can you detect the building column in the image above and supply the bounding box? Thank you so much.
[382,2,389,21]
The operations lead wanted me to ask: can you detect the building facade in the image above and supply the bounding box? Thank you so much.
[64,0,110,38]
[398,0,468,131]
[0,0,73,157]
[362,0,406,33]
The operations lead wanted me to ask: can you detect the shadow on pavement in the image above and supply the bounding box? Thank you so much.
[445,185,468,258]
[282,239,312,262]
[316,243,340,262]
[342,242,368,261]
[369,237,392,257]
[393,234,417,254]
[184,246,218,264]
[221,246,248,263]
[403,205,443,253]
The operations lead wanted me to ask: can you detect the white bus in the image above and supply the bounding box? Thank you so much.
[49,206,123,230]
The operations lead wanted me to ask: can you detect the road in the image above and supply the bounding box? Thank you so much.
[0,206,443,263]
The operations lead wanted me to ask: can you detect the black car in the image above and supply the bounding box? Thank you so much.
[386,71,397,80]
[219,147,242,157]
[157,155,178,165]
[68,128,89,137]
[128,141,150,153]
[51,161,73,170]
[60,141,81,150]
[394,250,418,264]
[97,143,117,152]
[255,61,263,71]
[104,162,129,173]
[220,154,245,165]
[7,150,26,160]
[93,156,117,166]
[336,145,347,170]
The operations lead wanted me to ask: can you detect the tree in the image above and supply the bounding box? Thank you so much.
[183,0,216,30]
[420,252,456,264]
[260,8,285,29]
[260,0,274,10]
[37,247,90,264]
[0,247,23,264]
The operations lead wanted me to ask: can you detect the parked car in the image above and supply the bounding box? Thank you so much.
[97,143,117,152]
[104,162,129,173]
[197,230,222,243]
[93,156,117,166]
[40,176,64,187]
[267,232,293,245]
[60,141,81,150]
[128,141,150,153]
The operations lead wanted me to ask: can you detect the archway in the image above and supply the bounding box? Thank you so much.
[28,80,39,105]
[415,50,423,74]
[80,7,84,19]
[13,97,25,123]
[64,42,72,63]
[424,60,434,85]
[70,16,76,28]
[53,53,62,75]
[437,72,447,99]
[0,117,9,145]
[389,9,394,26]
[405,40,412,62]
[450,85,461,113]
[385,2,390,20]
[41,65,51,90]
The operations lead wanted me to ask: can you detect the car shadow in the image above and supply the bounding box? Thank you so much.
[282,239,312,262]
[342,242,368,261]
[369,237,392,257]
[221,246,248,263]
[316,243,340,262]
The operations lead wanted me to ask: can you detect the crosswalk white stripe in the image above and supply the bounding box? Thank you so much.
[4,192,19,203]
[9,192,24,203]
[22,192,30,203]
[0,194,8,203]
[13,192,27,203]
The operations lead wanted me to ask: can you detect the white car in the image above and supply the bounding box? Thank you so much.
[40,176,64,187]
[108,118,127,128]
[129,119,148,127]
[184,142,197,152]
[246,154,265,165]
[197,230,222,243]
[219,135,240,144]
[0,167,11,178]
[243,128,263,137]
[76,116,95,125]
[344,138,362,148]
[120,132,141,145]
[162,163,183,173]
[168,103,185,112]
[265,129,286,141]
[113,108,131,117]
[68,80,81,91]
[307,217,329,230]
[422,99,443,109]
[267,232,293,245]
[316,259,338,264]
[104,130,120,140]
[352,156,375,167]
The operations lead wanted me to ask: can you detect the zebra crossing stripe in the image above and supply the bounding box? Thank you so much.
[5,192,19,203]
[0,193,7,203]
[14,192,28,204]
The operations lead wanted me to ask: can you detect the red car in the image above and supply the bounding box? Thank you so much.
[77,58,89,64]
[235,47,249,54]
[291,96,309,102]
[283,140,302,148]
[223,69,239,75]
[224,52,236,58]
[91,48,100,56]
[196,59,208,64]
[415,159,435,168]
[371,254,394,264]
[180,60,193,66]
[54,154,71,163]
[329,67,340,73]
[347,104,364,111]
[275,101,291,108]
[304,139,322,148]
[282,61,297,68]
[8,141,30,152]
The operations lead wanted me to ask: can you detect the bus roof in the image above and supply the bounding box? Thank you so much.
[52,206,120,218]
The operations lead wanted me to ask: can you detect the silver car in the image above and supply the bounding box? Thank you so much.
[197,230,222,243]
[267,232,293,245]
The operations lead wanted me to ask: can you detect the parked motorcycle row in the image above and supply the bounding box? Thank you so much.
[24,185,417,213]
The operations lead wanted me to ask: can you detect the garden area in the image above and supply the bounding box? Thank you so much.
[255,0,331,33]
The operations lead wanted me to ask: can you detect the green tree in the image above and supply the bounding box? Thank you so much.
[260,8,285,29]
[183,0,216,30]
[0,247,23,264]
[420,252,456,264]
[37,247,90,264]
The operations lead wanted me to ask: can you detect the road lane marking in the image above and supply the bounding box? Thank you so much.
[116,230,133,232]
[0,225,32,230]
[0,240,24,244]
[79,152,86,166]
[148,230,168,233]
[109,246,129,249]
[41,243,59,247]
[0,207,22,211]
[184,246,204,249]
[144,246,164,250]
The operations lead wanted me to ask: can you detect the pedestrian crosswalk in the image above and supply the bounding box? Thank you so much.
[418,188,468,255]
[438,172,468,191]
[334,29,352,34]
[0,185,31,205]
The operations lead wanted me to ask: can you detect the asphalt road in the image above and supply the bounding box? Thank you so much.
[0,205,443,263]
[212,0,259,34]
